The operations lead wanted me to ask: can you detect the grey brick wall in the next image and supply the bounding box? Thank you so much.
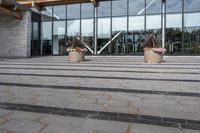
[0,12,31,58]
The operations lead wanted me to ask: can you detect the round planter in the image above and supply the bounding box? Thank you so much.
[144,48,163,63]
[68,51,84,62]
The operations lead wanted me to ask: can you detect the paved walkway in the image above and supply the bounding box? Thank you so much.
[0,56,200,133]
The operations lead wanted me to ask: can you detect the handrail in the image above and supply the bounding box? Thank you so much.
[97,31,123,55]
[76,37,94,54]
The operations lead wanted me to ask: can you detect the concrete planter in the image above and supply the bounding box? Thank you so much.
[68,51,85,62]
[144,48,163,63]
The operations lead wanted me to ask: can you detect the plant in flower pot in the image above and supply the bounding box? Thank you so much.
[66,37,87,62]
[140,32,166,63]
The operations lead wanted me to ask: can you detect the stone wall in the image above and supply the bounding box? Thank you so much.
[0,12,31,58]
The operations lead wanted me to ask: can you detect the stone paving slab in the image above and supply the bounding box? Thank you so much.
[0,56,200,132]
[0,119,45,133]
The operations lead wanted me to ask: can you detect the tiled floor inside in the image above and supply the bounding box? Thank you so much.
[0,56,200,133]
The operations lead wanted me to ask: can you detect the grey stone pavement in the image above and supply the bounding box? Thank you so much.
[0,56,200,133]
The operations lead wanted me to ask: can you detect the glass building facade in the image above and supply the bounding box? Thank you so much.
[31,0,200,55]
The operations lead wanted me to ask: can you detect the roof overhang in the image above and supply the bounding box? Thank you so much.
[0,0,32,20]
[16,0,98,7]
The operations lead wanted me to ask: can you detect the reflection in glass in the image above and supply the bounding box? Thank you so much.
[112,17,127,32]
[41,22,52,40]
[184,13,200,53]
[166,0,182,13]
[98,18,110,38]
[97,17,111,54]
[41,6,52,21]
[129,0,145,15]
[98,1,111,17]
[53,5,66,20]
[129,16,144,31]
[81,3,94,18]
[53,21,66,55]
[81,19,94,51]
[67,20,80,37]
[31,22,40,56]
[184,0,200,12]
[146,15,161,30]
[41,22,52,55]
[67,4,80,19]
[112,17,128,55]
[146,0,161,15]
[166,14,182,53]
[112,0,127,16]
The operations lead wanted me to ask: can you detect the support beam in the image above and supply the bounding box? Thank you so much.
[17,0,90,7]
[91,0,97,6]
[31,1,40,11]
[0,6,22,20]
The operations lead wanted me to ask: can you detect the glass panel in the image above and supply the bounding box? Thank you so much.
[112,17,127,55]
[166,0,182,13]
[67,20,80,36]
[41,22,52,55]
[129,0,145,15]
[41,6,52,21]
[32,22,39,40]
[98,1,111,17]
[112,0,127,16]
[81,3,94,18]
[98,18,111,38]
[81,19,94,52]
[53,21,66,35]
[53,5,66,20]
[166,13,182,53]
[41,22,52,40]
[128,15,144,54]
[97,17,111,54]
[146,0,161,50]
[31,22,40,56]
[81,19,93,36]
[184,0,200,12]
[67,4,80,19]
[112,17,127,32]
[146,0,161,15]
[53,21,66,55]
[184,12,200,53]
[146,15,161,30]
[129,16,144,31]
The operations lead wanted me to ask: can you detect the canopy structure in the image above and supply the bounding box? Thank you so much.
[0,0,97,20]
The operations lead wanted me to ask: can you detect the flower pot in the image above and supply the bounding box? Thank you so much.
[68,51,84,62]
[144,48,163,63]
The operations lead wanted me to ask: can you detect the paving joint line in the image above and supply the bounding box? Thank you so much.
[0,82,199,97]
[0,102,200,130]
